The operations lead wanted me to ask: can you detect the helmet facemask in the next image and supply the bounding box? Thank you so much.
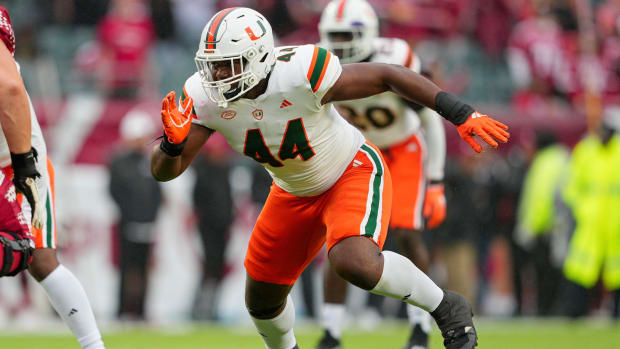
[195,46,264,107]
[321,29,369,63]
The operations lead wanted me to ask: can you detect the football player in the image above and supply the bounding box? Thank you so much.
[315,1,446,348]
[151,7,508,349]
[0,7,106,349]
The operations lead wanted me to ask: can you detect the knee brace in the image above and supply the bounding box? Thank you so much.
[0,231,34,277]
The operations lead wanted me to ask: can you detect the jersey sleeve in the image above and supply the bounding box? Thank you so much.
[0,7,15,55]
[298,45,342,107]
[183,73,214,130]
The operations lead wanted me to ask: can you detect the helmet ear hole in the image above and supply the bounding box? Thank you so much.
[259,53,268,63]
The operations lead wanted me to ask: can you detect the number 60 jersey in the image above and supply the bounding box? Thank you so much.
[336,37,424,149]
[183,44,365,197]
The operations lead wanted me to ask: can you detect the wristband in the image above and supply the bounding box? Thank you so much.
[159,134,187,157]
[434,91,475,126]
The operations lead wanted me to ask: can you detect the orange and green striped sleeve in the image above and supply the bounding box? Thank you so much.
[306,46,341,96]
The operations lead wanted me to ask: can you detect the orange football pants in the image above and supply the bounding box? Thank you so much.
[244,142,392,285]
[381,133,426,230]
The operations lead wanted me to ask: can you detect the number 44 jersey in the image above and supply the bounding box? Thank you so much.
[184,44,365,197]
[336,37,423,149]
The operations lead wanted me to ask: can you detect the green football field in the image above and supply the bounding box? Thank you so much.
[1,319,619,349]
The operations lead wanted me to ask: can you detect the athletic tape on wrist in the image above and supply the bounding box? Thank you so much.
[434,91,474,126]
[159,135,187,157]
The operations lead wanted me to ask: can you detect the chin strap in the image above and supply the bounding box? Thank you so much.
[223,86,243,100]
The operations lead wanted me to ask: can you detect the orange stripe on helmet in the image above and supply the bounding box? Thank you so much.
[206,7,237,49]
[336,0,347,20]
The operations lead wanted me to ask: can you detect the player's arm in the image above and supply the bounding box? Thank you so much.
[0,39,31,154]
[322,63,510,152]
[151,123,213,181]
[419,107,446,182]
[418,108,447,228]
[0,28,44,229]
[150,91,214,181]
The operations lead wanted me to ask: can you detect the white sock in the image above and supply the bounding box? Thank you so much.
[407,304,432,333]
[39,265,105,349]
[370,251,443,312]
[250,295,296,349]
[321,302,345,339]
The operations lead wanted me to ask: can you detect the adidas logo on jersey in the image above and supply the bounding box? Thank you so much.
[280,99,292,108]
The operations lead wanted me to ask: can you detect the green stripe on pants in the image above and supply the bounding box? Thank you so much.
[361,144,384,238]
[45,190,52,248]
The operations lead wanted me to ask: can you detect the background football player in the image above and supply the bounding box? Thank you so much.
[315,1,446,348]
[0,6,106,349]
[151,7,509,349]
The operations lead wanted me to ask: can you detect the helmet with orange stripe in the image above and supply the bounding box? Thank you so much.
[195,7,276,107]
[319,0,379,64]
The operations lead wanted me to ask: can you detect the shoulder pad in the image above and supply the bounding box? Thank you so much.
[372,37,421,73]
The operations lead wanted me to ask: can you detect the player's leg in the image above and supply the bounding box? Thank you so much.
[324,143,476,349]
[26,158,105,349]
[117,226,150,319]
[316,263,347,349]
[613,289,620,319]
[244,183,326,349]
[388,134,433,348]
[246,275,297,349]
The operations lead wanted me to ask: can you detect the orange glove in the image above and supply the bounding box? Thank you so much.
[161,91,194,144]
[456,111,509,153]
[423,183,446,229]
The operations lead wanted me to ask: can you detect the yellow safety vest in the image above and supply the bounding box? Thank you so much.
[563,135,620,289]
[517,145,569,236]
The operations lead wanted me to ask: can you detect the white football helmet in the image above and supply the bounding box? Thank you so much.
[319,0,379,63]
[195,7,276,107]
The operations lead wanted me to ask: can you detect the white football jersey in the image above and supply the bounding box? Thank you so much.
[335,37,423,149]
[185,44,365,196]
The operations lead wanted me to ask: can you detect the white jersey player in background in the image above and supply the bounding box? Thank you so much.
[315,1,446,348]
[151,7,509,349]
[0,7,106,349]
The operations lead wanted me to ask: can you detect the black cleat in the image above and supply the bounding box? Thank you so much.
[292,345,300,349]
[402,324,429,349]
[315,330,342,349]
[431,291,478,349]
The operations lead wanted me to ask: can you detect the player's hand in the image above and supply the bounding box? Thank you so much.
[161,91,194,144]
[456,112,509,153]
[423,183,446,229]
[10,148,44,230]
